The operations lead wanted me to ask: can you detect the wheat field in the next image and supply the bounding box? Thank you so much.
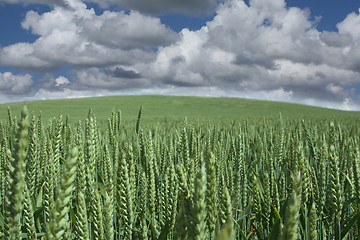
[0,101,360,239]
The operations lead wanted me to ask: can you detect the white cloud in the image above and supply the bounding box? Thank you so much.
[74,67,152,90]
[301,97,360,111]
[337,12,360,41]
[55,76,70,86]
[34,88,103,100]
[342,97,359,111]
[0,72,34,95]
[231,88,294,101]
[34,85,147,101]
[145,0,360,110]
[147,28,210,87]
[334,11,360,72]
[0,1,177,71]
[0,72,35,103]
[1,0,360,111]
[320,31,352,48]
[81,10,178,50]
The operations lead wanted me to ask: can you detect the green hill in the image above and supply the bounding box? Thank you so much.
[0,95,359,123]
[1,95,360,239]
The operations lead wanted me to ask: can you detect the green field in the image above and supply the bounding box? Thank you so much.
[1,95,359,123]
[1,95,360,239]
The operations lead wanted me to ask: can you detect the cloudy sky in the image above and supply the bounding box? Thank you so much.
[0,0,359,110]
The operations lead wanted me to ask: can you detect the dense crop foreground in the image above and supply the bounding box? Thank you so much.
[0,103,360,239]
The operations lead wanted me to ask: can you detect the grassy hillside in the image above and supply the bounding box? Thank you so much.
[1,95,360,239]
[1,95,359,123]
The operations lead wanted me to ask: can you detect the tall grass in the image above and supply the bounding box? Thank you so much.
[0,105,359,239]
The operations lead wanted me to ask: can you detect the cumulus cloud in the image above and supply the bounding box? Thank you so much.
[337,12,360,40]
[74,67,152,90]
[1,0,360,110]
[0,72,34,102]
[0,72,34,95]
[320,31,352,48]
[0,0,178,71]
[143,0,360,110]
[55,76,70,86]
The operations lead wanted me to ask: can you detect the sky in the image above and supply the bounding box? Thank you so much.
[0,0,360,110]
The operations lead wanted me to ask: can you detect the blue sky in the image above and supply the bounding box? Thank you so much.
[0,0,359,110]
